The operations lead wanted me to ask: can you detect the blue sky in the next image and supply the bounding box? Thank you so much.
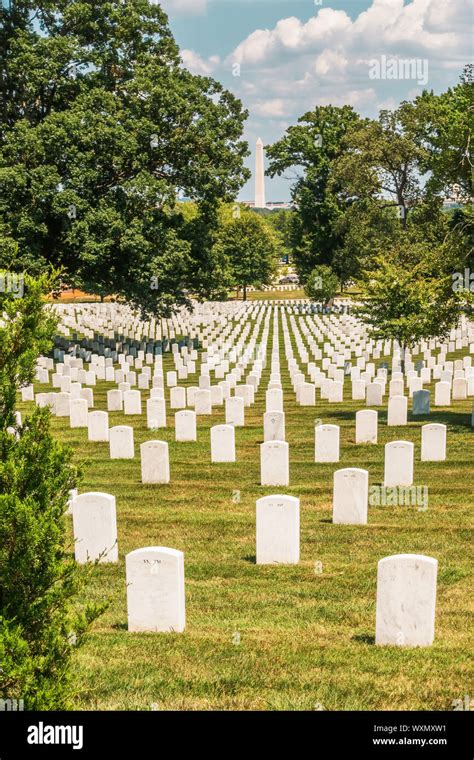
[159,0,472,201]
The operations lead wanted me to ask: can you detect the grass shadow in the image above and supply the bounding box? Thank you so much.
[353,633,375,645]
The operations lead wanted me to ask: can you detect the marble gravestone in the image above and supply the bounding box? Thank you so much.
[366,382,383,406]
[55,392,71,417]
[194,389,212,415]
[225,396,244,427]
[140,440,170,484]
[73,492,118,564]
[375,554,437,646]
[387,395,408,426]
[384,441,414,487]
[434,381,451,407]
[421,423,447,462]
[126,547,185,633]
[332,468,369,525]
[412,389,430,416]
[109,425,135,459]
[70,398,88,428]
[256,495,300,564]
[175,410,197,442]
[266,388,283,413]
[124,390,142,415]
[87,410,109,442]
[315,424,340,463]
[355,410,378,444]
[107,389,123,412]
[210,424,236,463]
[146,398,166,429]
[260,441,289,486]
[263,411,285,442]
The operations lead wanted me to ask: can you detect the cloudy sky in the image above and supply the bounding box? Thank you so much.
[159,0,472,201]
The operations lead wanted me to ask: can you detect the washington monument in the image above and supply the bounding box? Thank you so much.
[255,137,266,208]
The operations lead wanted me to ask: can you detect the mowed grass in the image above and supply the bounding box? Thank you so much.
[18,313,474,711]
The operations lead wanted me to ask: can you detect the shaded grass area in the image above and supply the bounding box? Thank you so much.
[17,314,473,711]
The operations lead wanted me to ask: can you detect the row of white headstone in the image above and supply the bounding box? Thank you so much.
[70,491,437,646]
[261,437,441,487]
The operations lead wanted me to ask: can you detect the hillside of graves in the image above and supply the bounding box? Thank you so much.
[17,300,473,711]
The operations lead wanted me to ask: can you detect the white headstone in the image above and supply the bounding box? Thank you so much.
[170,386,186,409]
[256,495,299,564]
[146,397,166,429]
[421,423,447,462]
[55,392,71,417]
[107,389,123,412]
[109,425,135,459]
[315,424,340,463]
[366,382,383,406]
[124,390,142,415]
[375,554,437,646]
[70,398,88,428]
[263,411,285,442]
[87,410,109,442]
[332,468,369,525]
[194,389,212,415]
[266,388,283,412]
[434,381,451,407]
[225,396,244,426]
[73,492,118,563]
[126,547,185,632]
[175,410,197,442]
[140,440,170,484]
[355,410,378,444]
[387,395,408,426]
[210,425,236,463]
[299,382,316,406]
[260,441,289,486]
[384,441,414,486]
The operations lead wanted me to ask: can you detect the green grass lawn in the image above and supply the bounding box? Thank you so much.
[18,314,473,711]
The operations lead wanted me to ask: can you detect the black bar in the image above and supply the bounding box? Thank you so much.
[0,710,471,757]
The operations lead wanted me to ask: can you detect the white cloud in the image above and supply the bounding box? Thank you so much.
[226,0,471,128]
[157,0,207,16]
[253,99,292,118]
[181,50,220,76]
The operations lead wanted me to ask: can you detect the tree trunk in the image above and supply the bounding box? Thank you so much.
[243,284,247,301]
[400,343,406,375]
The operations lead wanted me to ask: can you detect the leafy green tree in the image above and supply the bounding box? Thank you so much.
[266,105,361,281]
[214,211,278,299]
[331,109,428,229]
[332,199,402,288]
[0,0,250,315]
[400,65,473,198]
[304,265,339,306]
[355,244,462,372]
[0,273,104,709]
[263,208,295,264]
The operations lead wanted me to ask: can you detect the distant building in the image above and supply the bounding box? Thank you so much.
[443,183,470,209]
[242,200,293,210]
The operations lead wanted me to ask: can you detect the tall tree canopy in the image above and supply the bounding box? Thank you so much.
[213,210,279,300]
[0,0,250,315]
[399,64,473,198]
[265,105,361,282]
